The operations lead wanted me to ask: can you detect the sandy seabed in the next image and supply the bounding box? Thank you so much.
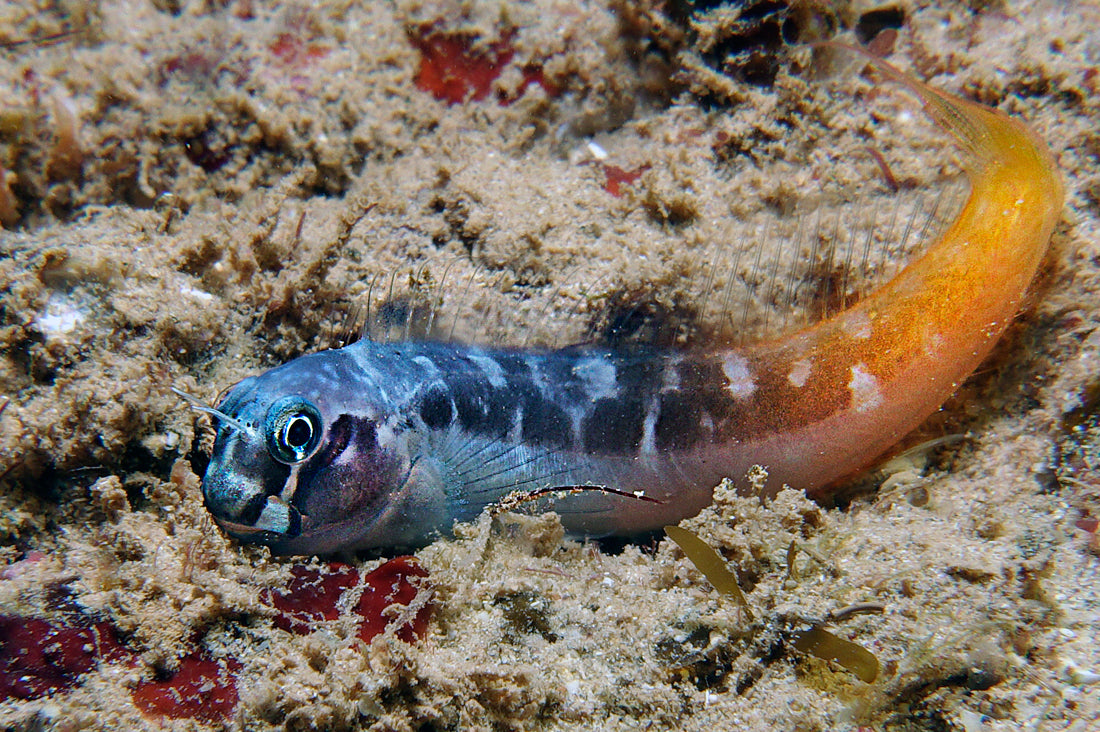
[1,0,1099,730]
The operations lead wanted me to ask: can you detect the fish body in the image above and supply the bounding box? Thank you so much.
[205,341,737,554]
[198,59,1063,555]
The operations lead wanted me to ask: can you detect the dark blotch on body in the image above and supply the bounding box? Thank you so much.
[418,386,454,429]
[311,413,355,469]
[584,397,646,454]
[428,353,499,436]
[519,389,573,448]
[655,391,705,451]
[495,353,533,378]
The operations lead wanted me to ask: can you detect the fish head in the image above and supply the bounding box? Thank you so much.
[199,349,448,555]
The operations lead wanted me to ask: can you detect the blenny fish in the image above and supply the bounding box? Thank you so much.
[190,55,1062,555]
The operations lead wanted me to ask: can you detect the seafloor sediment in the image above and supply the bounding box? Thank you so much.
[1,1,1098,730]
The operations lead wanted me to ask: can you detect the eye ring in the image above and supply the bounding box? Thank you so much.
[264,396,323,464]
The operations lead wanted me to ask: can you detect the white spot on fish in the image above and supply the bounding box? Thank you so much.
[787,358,812,388]
[661,357,682,391]
[699,412,714,438]
[573,356,618,400]
[507,407,524,443]
[924,331,945,360]
[721,353,756,399]
[470,354,506,388]
[848,363,883,413]
[641,405,658,456]
[282,464,302,502]
[842,311,872,340]
[413,356,440,376]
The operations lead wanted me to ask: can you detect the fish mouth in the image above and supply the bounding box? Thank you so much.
[214,496,303,544]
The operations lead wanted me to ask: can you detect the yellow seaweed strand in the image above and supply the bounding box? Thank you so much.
[664,525,754,621]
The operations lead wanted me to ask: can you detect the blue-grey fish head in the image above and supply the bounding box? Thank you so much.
[200,349,449,555]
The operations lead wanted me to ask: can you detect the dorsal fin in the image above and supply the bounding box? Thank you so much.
[326,175,964,357]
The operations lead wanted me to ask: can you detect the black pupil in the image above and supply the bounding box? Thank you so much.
[285,415,313,449]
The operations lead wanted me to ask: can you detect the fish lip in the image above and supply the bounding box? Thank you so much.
[213,497,303,545]
[212,516,277,539]
[213,516,294,547]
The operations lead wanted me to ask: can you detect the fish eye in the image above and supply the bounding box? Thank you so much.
[264,396,323,464]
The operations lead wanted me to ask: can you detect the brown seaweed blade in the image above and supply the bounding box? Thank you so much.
[789,626,880,683]
[664,524,753,621]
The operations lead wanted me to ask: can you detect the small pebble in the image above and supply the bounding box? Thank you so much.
[1067,665,1100,685]
[586,140,608,160]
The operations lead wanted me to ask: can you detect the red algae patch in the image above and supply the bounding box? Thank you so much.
[267,563,360,633]
[0,610,238,724]
[411,27,558,105]
[0,558,431,724]
[354,556,433,643]
[131,651,241,723]
[268,32,330,68]
[266,557,434,643]
[0,615,130,701]
[602,163,651,197]
[412,28,517,104]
